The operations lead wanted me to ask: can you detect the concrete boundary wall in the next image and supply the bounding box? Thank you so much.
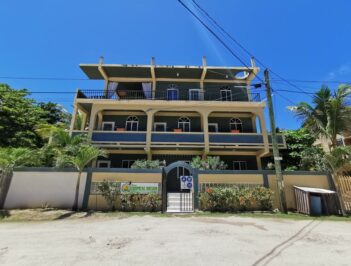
[4,169,87,209]
[2,168,333,211]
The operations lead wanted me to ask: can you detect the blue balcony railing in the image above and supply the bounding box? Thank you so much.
[209,133,285,146]
[91,132,146,142]
[151,133,204,143]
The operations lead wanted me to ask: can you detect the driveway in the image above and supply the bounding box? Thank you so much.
[0,215,350,265]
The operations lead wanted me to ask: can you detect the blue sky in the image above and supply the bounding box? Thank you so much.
[1,0,351,130]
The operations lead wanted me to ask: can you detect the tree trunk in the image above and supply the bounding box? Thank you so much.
[72,171,82,211]
[0,170,13,209]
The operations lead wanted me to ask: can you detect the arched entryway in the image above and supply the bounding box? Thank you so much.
[162,161,197,213]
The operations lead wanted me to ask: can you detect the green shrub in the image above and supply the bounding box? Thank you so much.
[199,186,274,212]
[97,180,120,211]
[130,159,163,169]
[120,193,161,211]
[190,156,227,170]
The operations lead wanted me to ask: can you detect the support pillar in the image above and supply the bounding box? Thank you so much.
[87,106,99,141]
[69,104,78,135]
[258,111,269,156]
[146,110,156,160]
[201,110,210,156]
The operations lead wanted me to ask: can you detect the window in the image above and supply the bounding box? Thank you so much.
[97,160,111,168]
[125,116,139,131]
[230,118,243,132]
[154,122,167,132]
[167,87,179,100]
[178,117,191,132]
[220,88,232,101]
[208,123,218,133]
[102,122,115,131]
[233,161,247,170]
[189,89,201,101]
[122,160,135,168]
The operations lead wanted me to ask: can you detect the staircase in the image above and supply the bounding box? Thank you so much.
[167,193,194,213]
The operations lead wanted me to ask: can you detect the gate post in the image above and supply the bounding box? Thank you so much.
[193,169,199,210]
[161,168,167,213]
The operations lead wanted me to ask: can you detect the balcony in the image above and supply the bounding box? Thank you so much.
[151,132,204,147]
[209,133,285,147]
[87,130,285,150]
[91,131,146,146]
[77,89,261,102]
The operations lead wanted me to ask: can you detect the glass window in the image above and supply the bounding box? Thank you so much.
[97,160,111,168]
[102,122,115,131]
[208,123,218,132]
[220,88,232,101]
[189,89,201,101]
[178,117,191,132]
[125,116,139,131]
[122,160,135,168]
[233,161,247,170]
[230,118,243,132]
[167,88,179,100]
[154,122,167,132]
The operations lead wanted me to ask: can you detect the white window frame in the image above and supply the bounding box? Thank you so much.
[230,118,243,132]
[102,121,115,131]
[97,160,111,168]
[233,161,247,170]
[125,116,139,131]
[178,116,191,132]
[220,89,232,101]
[167,88,179,100]
[189,88,201,101]
[154,122,167,132]
[208,123,218,132]
[122,160,135,168]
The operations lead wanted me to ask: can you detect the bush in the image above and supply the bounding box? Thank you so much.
[131,159,163,169]
[190,156,227,170]
[120,193,161,211]
[199,186,274,212]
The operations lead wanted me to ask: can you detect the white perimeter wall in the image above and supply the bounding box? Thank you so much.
[4,171,87,209]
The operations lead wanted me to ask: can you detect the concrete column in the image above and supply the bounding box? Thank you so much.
[97,112,103,130]
[80,112,87,131]
[69,104,78,135]
[256,156,262,170]
[201,110,210,155]
[87,105,99,141]
[146,110,156,160]
[258,111,269,155]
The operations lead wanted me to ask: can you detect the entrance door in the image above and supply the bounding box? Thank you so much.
[162,161,195,213]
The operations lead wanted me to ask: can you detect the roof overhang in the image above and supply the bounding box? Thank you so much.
[80,64,259,83]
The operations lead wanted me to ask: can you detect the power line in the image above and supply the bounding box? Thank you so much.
[191,0,312,97]
[177,0,264,84]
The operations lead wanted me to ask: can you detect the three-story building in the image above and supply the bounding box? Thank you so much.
[69,57,285,170]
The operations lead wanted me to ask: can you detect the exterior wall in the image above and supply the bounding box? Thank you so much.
[88,170,162,210]
[100,154,148,168]
[203,83,248,101]
[218,155,258,170]
[208,117,253,133]
[156,81,200,99]
[4,170,87,209]
[102,114,147,131]
[154,115,202,132]
[199,173,263,185]
[268,173,331,210]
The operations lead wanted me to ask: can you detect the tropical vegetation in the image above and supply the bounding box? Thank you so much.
[190,156,227,170]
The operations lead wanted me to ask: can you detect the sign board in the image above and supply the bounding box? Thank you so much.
[180,176,193,190]
[274,157,283,161]
[120,182,158,194]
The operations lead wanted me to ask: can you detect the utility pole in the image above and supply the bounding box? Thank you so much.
[264,69,287,212]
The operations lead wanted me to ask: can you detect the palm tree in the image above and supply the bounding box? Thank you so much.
[0,148,39,208]
[57,145,107,211]
[294,85,351,150]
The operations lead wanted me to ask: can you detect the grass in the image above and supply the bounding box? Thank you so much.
[0,209,350,223]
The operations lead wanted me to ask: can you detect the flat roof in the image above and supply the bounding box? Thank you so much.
[80,63,259,81]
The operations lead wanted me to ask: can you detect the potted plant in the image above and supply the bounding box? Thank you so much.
[116,128,126,132]
[117,90,127,97]
[174,128,182,132]
[231,129,240,133]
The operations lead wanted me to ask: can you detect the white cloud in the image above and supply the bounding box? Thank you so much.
[326,63,351,80]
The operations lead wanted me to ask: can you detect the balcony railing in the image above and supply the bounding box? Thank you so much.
[86,131,285,149]
[77,90,261,102]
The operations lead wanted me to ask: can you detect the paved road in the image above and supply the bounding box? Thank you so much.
[0,215,350,265]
